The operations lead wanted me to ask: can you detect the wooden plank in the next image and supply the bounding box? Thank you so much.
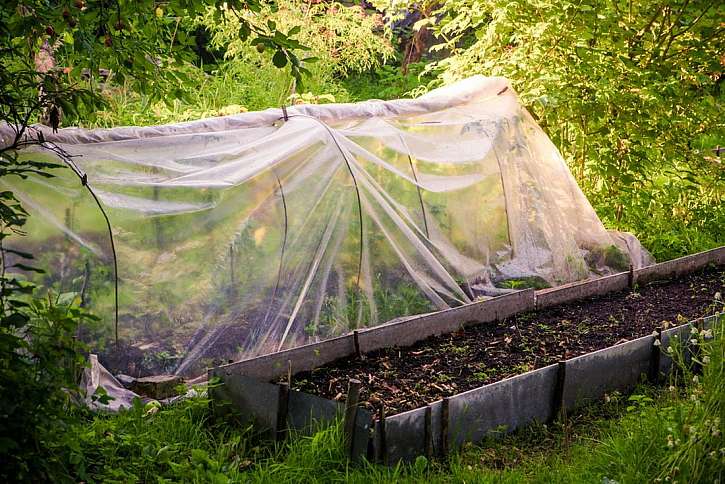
[535,272,629,310]
[634,246,724,286]
[359,289,535,353]
[384,406,427,463]
[213,333,356,382]
[447,364,558,449]
[343,379,362,458]
[208,371,281,437]
[563,334,653,411]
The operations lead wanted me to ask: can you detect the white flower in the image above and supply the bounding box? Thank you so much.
[667,435,674,448]
[691,327,699,335]
[702,329,713,339]
[668,386,676,392]
[715,292,722,301]
[667,346,674,354]
[651,330,659,337]
[693,375,699,384]
[690,339,698,345]
[654,339,661,347]
[703,356,710,364]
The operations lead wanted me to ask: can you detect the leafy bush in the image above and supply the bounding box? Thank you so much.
[343,61,434,101]
[0,140,96,480]
[423,0,724,260]
[0,293,96,481]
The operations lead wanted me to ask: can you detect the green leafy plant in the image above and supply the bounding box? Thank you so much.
[0,191,98,480]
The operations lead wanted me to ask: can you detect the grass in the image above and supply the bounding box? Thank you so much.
[54,315,723,483]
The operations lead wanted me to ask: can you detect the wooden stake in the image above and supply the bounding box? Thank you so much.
[376,404,387,465]
[353,330,362,359]
[552,360,567,421]
[343,379,362,458]
[424,405,433,459]
[441,397,450,457]
[275,382,289,442]
[628,263,634,288]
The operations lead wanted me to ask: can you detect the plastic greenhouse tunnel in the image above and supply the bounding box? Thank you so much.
[1,76,653,378]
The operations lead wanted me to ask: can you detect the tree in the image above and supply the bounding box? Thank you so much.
[0,0,305,136]
[426,0,724,259]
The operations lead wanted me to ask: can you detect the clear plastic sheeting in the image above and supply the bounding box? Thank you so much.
[1,76,653,378]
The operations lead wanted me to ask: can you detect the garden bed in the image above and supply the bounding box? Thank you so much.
[288,265,724,415]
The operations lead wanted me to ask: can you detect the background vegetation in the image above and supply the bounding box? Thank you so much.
[1,0,723,481]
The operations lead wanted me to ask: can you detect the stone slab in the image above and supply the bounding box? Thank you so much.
[634,246,724,286]
[447,364,558,449]
[535,272,629,310]
[359,289,535,353]
[564,334,653,411]
[131,374,183,399]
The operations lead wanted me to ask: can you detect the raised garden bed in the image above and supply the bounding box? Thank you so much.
[288,264,723,414]
[210,247,724,464]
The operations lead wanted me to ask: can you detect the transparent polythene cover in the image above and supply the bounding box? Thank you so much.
[2,76,652,377]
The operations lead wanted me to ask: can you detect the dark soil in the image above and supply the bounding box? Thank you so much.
[289,265,724,415]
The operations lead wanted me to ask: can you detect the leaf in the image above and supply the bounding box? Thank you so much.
[272,50,287,68]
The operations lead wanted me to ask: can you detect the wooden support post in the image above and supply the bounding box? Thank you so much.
[353,330,362,359]
[287,360,292,388]
[441,397,450,457]
[343,379,362,458]
[275,382,289,442]
[552,360,567,421]
[424,405,433,459]
[648,327,662,383]
[376,404,387,465]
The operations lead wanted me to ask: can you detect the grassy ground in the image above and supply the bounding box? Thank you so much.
[61,316,723,483]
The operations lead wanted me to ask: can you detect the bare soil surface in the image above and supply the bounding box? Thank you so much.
[289,265,724,415]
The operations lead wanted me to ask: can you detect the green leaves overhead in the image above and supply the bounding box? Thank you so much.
[0,0,310,130]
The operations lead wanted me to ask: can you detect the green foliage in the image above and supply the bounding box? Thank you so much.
[424,0,724,261]
[0,129,97,480]
[85,61,352,128]
[204,0,393,78]
[343,61,434,101]
[63,395,256,483]
[0,0,307,132]
[0,288,98,481]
